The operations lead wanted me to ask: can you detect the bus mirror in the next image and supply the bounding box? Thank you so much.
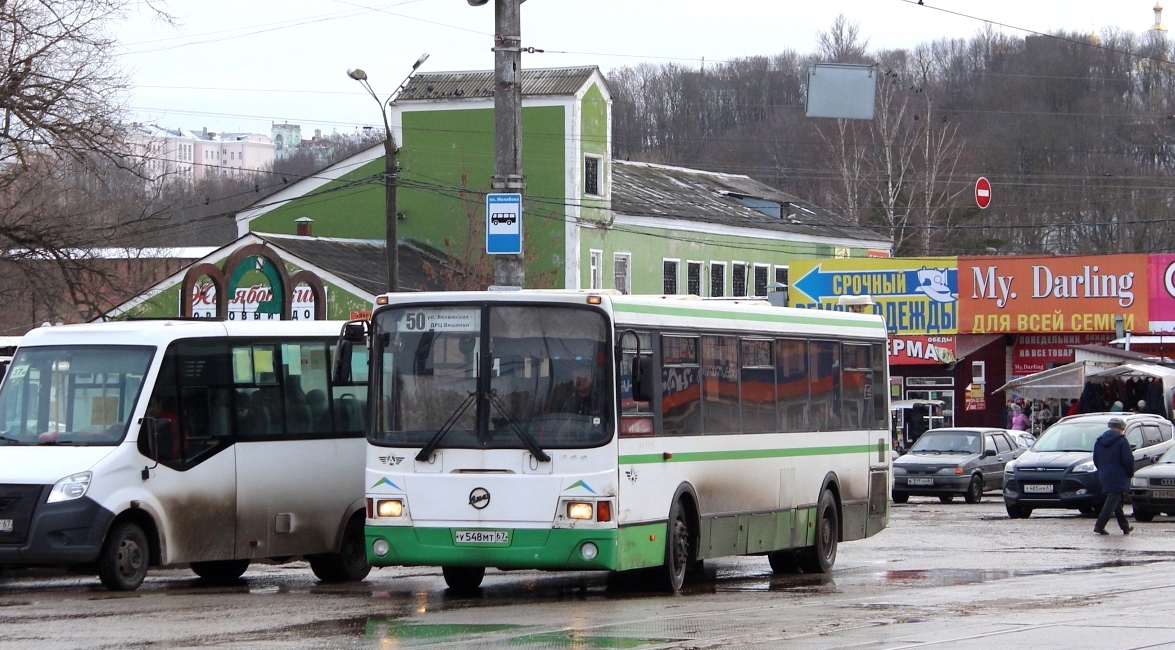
[332,340,353,384]
[341,321,367,343]
[632,356,654,403]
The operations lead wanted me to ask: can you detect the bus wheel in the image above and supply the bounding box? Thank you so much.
[660,498,693,592]
[190,559,250,583]
[767,549,801,574]
[442,566,485,592]
[97,521,149,591]
[309,515,372,583]
[798,490,839,574]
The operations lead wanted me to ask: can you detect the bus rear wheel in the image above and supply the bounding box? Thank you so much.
[309,515,371,583]
[97,521,150,591]
[190,559,250,583]
[798,490,839,574]
[442,566,485,592]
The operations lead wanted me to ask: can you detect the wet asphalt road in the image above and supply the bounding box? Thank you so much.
[4,498,1175,649]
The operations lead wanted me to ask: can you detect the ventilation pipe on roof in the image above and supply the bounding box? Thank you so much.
[295,217,314,237]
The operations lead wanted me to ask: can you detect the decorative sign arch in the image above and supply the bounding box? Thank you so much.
[180,243,327,320]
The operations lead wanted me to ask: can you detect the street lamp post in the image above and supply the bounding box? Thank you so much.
[347,53,430,293]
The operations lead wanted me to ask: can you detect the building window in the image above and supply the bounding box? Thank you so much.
[687,261,702,296]
[732,263,748,297]
[589,250,603,290]
[754,264,769,297]
[662,260,679,295]
[585,156,601,196]
[774,266,789,291]
[710,262,726,298]
[613,253,631,295]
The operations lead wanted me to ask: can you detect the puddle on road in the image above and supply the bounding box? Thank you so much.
[362,619,677,648]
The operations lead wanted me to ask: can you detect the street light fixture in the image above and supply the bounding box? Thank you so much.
[346,53,430,292]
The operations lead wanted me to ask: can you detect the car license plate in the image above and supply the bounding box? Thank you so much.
[1153,490,1175,499]
[454,530,510,544]
[0,519,12,533]
[907,478,934,486]
[1023,484,1054,494]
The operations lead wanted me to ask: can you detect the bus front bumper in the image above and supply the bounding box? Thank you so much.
[0,495,113,565]
[365,523,666,572]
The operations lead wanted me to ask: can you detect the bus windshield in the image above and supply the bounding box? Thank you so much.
[372,304,612,450]
[0,345,154,446]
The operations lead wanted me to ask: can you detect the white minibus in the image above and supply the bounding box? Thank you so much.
[0,320,370,590]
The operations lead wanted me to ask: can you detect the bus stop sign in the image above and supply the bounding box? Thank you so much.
[486,193,522,255]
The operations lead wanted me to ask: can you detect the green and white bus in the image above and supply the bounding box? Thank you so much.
[341,291,891,592]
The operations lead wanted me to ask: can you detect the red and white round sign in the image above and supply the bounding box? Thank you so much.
[975,177,992,209]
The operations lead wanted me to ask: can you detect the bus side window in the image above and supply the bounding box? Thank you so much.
[618,331,653,437]
[281,342,332,437]
[871,343,888,430]
[329,344,368,435]
[701,335,739,434]
[776,339,808,432]
[810,341,841,432]
[740,338,775,434]
[661,335,702,436]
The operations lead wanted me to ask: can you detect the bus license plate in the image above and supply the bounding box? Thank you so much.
[1152,490,1175,499]
[907,478,934,486]
[454,530,510,544]
[1023,484,1054,494]
[0,519,11,533]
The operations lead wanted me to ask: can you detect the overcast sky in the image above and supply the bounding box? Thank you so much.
[116,0,1166,136]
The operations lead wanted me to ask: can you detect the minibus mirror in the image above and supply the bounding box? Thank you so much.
[632,356,654,403]
[332,339,353,384]
[142,417,159,459]
[341,320,367,343]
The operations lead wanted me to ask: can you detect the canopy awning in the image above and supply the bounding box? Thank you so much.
[1087,363,1175,382]
[890,399,944,411]
[996,361,1117,400]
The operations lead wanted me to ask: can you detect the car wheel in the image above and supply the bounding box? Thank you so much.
[97,521,150,591]
[1006,503,1032,519]
[442,566,485,592]
[891,491,909,504]
[797,489,839,574]
[190,559,250,584]
[938,495,954,504]
[964,476,983,504]
[1134,508,1155,523]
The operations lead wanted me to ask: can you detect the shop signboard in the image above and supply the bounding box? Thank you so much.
[1012,333,1116,376]
[1149,253,1175,332]
[958,254,1148,334]
[788,258,958,335]
[888,335,956,365]
[191,282,321,320]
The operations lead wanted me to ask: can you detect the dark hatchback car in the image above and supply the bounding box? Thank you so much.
[1003,412,1174,518]
[892,428,1022,504]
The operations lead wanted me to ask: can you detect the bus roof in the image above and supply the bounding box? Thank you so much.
[18,320,349,348]
[374,291,887,340]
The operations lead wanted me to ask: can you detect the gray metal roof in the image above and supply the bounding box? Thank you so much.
[399,66,601,101]
[257,235,452,294]
[611,161,888,244]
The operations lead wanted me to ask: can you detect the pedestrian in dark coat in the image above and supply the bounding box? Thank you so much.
[1092,417,1135,535]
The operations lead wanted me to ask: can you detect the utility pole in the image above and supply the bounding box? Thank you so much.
[492,0,525,286]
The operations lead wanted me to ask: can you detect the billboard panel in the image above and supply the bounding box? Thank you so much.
[1149,254,1175,332]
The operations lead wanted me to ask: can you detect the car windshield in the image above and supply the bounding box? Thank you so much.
[1032,421,1107,452]
[1158,446,1175,464]
[0,345,154,446]
[371,304,613,450]
[910,431,980,454]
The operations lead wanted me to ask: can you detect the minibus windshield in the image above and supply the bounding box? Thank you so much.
[0,346,154,446]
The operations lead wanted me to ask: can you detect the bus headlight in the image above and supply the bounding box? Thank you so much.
[376,499,404,518]
[47,472,91,503]
[567,502,593,520]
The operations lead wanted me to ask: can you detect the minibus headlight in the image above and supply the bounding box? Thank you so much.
[376,499,404,518]
[567,502,593,520]
[47,471,91,503]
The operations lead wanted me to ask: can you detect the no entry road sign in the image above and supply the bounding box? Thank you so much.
[975,177,991,210]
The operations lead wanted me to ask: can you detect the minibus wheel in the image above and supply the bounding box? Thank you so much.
[190,559,250,583]
[309,515,371,583]
[97,521,149,591]
[442,565,485,592]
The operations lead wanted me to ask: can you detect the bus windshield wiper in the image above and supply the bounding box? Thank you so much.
[416,392,477,462]
[487,392,551,463]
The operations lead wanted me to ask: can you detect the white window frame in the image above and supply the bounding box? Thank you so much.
[589,249,603,290]
[686,260,703,297]
[752,263,771,297]
[773,265,790,290]
[613,252,632,295]
[662,258,680,295]
[584,155,603,197]
[731,261,748,297]
[709,261,727,298]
